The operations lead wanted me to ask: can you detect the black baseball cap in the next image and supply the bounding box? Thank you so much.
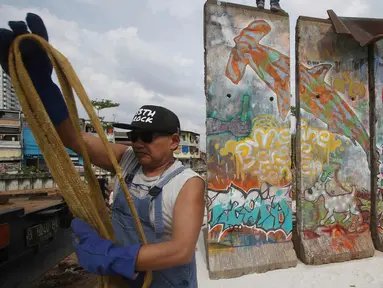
[113,105,181,134]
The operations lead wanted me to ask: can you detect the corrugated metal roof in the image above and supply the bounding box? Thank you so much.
[23,127,77,157]
[327,10,383,46]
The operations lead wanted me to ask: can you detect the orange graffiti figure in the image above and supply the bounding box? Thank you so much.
[225,20,290,120]
[225,20,369,155]
[299,64,370,156]
[321,223,355,252]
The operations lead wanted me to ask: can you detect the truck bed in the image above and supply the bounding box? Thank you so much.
[0,197,63,214]
[0,188,63,214]
[0,188,74,288]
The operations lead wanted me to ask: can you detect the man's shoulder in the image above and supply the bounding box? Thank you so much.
[165,165,204,196]
[172,162,202,181]
[162,167,204,215]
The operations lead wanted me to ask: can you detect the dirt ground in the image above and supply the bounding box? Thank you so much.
[30,253,98,288]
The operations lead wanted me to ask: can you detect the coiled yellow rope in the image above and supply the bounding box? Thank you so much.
[8,33,152,288]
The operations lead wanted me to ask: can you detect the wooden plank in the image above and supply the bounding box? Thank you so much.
[0,119,20,126]
[0,197,63,214]
[2,188,59,197]
[0,188,63,213]
[0,195,9,205]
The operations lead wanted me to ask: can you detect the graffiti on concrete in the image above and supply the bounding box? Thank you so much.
[375,40,383,236]
[207,94,252,137]
[299,63,369,157]
[221,18,369,156]
[225,20,290,121]
[208,182,292,246]
[330,71,366,100]
[207,116,252,137]
[304,167,360,225]
[297,18,371,251]
[205,6,291,247]
[300,120,341,181]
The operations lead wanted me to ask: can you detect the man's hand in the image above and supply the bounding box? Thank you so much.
[0,13,129,173]
[0,13,69,126]
[71,218,141,280]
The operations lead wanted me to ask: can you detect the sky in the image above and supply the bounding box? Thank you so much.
[0,0,381,151]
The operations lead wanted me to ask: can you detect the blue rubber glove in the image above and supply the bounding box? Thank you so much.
[71,218,141,280]
[0,13,69,126]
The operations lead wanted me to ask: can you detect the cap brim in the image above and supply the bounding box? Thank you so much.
[112,122,179,133]
[112,123,135,130]
[112,123,151,131]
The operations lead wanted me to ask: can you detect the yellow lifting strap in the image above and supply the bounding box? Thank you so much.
[8,33,152,288]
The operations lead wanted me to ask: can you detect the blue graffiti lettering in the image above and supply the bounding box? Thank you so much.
[208,183,292,236]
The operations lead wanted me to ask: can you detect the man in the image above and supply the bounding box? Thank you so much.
[0,14,205,287]
[257,0,282,12]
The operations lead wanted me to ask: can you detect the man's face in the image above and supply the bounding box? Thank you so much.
[130,130,180,166]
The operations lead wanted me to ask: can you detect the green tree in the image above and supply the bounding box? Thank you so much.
[91,98,120,117]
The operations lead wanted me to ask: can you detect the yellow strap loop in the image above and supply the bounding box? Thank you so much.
[9,33,152,288]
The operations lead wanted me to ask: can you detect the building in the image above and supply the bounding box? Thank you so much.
[0,109,22,173]
[80,119,115,143]
[18,117,119,183]
[22,116,82,171]
[78,119,115,175]
[0,69,20,111]
[175,130,206,173]
[114,130,131,145]
[174,130,201,160]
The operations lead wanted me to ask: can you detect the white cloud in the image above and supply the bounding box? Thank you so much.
[73,0,105,5]
[146,0,205,18]
[0,3,206,149]
[173,54,195,67]
[342,0,370,17]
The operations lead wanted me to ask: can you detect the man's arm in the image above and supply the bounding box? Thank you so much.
[56,118,129,173]
[135,176,205,271]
